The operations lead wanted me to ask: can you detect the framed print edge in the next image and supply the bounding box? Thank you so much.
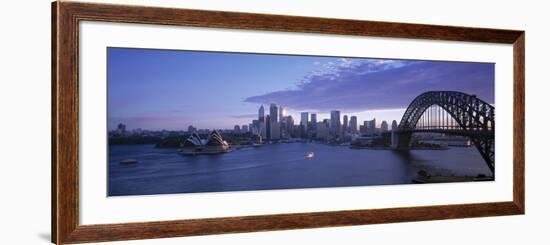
[512,33,525,213]
[52,1,525,244]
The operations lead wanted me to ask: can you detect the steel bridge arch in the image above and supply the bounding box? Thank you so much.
[397,91,495,173]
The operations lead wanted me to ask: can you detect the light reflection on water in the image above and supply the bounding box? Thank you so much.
[108,143,492,196]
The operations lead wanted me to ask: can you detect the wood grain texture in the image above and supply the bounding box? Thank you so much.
[60,1,523,43]
[51,2,58,243]
[53,1,80,244]
[64,202,521,244]
[513,33,525,213]
[51,1,525,244]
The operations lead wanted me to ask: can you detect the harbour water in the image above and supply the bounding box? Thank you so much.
[108,143,492,196]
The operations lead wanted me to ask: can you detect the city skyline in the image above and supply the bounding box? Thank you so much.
[108,48,494,131]
[111,104,401,132]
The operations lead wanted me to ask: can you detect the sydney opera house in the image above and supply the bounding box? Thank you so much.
[178,130,230,155]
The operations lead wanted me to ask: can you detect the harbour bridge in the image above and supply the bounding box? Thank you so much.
[393,91,495,173]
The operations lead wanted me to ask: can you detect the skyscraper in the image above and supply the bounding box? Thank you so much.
[363,118,376,135]
[265,115,271,139]
[316,120,330,141]
[392,120,398,130]
[260,121,266,138]
[285,115,294,137]
[271,122,280,140]
[381,121,389,132]
[279,106,284,123]
[350,116,358,133]
[343,115,349,133]
[258,105,264,121]
[269,104,280,140]
[330,110,341,136]
[270,104,278,123]
[310,113,317,133]
[258,105,266,138]
[300,112,309,133]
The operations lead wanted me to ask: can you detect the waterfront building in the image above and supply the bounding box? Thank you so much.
[242,125,249,133]
[258,105,265,121]
[343,115,349,133]
[316,121,330,141]
[179,130,229,155]
[205,130,230,150]
[280,116,287,138]
[292,124,302,138]
[183,132,202,147]
[363,118,376,135]
[330,110,341,137]
[266,115,271,139]
[260,121,267,138]
[381,120,389,132]
[270,122,281,140]
[350,116,358,133]
[234,125,240,134]
[269,104,281,139]
[258,105,267,138]
[310,113,317,132]
[285,116,294,138]
[301,112,309,134]
[270,104,278,123]
[251,120,259,134]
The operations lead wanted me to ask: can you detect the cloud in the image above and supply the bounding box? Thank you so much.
[244,59,494,112]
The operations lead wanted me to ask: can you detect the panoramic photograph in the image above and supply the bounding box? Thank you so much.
[107,47,495,196]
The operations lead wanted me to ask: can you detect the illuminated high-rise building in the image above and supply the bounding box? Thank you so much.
[300,112,309,133]
[310,113,317,132]
[316,121,330,141]
[265,115,271,139]
[258,105,267,138]
[258,105,265,121]
[349,116,358,133]
[330,110,341,136]
[343,115,349,132]
[269,104,280,139]
[270,104,278,123]
[363,118,376,135]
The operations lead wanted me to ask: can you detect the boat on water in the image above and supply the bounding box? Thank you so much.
[305,152,315,158]
[120,159,138,164]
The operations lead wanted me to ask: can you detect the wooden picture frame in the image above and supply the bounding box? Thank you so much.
[52,1,525,244]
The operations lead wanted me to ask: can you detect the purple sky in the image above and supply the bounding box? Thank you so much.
[108,48,494,130]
